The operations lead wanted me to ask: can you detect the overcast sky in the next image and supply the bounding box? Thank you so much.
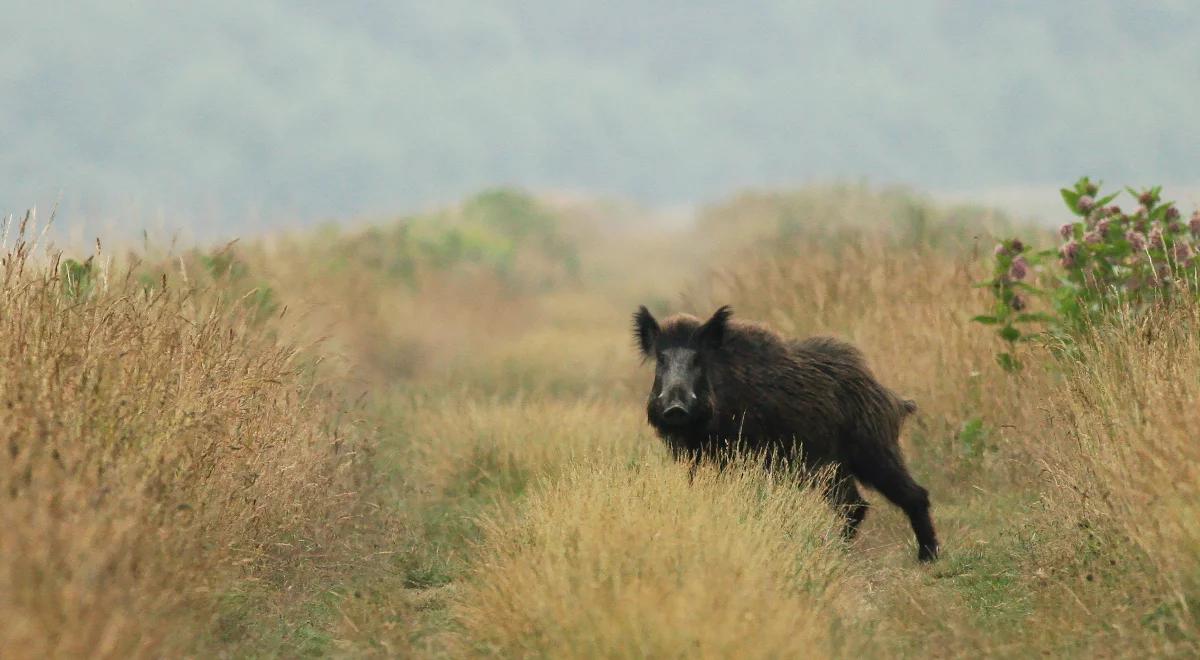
[4,1,1199,235]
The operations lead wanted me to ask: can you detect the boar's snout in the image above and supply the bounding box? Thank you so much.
[661,403,689,423]
[656,385,698,426]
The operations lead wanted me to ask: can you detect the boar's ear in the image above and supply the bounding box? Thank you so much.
[697,305,733,350]
[633,305,660,358]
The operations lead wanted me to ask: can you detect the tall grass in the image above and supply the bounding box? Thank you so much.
[1037,304,1200,652]
[0,215,373,657]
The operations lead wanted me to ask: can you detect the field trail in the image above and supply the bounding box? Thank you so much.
[378,377,1049,658]
[355,223,994,656]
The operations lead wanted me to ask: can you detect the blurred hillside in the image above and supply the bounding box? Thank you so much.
[5,2,1200,231]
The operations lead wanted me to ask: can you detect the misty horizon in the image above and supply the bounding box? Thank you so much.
[5,2,1199,233]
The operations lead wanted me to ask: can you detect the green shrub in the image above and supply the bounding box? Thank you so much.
[59,256,96,300]
[324,188,579,292]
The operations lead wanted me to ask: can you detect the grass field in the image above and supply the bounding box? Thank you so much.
[2,185,1198,658]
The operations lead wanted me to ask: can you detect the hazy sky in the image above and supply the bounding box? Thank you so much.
[4,1,1199,234]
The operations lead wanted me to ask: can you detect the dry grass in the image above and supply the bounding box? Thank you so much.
[401,397,650,487]
[0,215,374,657]
[696,183,1011,257]
[1033,305,1200,653]
[455,458,860,658]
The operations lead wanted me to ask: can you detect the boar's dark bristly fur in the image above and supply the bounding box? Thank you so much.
[633,305,939,562]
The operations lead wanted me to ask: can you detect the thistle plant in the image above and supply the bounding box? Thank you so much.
[973,237,1050,371]
[975,177,1200,370]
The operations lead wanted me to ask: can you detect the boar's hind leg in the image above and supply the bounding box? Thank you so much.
[829,467,869,540]
[850,450,939,562]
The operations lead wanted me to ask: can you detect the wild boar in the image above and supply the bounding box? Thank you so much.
[634,305,938,562]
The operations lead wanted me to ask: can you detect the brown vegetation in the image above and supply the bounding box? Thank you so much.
[0,214,377,657]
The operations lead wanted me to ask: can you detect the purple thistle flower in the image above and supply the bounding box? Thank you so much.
[1059,240,1081,268]
[1008,255,1028,281]
[1059,223,1074,240]
[1084,230,1102,245]
[1139,191,1155,207]
[1078,195,1095,214]
[1106,205,1122,216]
[1010,294,1027,311]
[1096,219,1111,236]
[1126,231,1146,251]
[1166,206,1181,221]
[1009,238,1024,253]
